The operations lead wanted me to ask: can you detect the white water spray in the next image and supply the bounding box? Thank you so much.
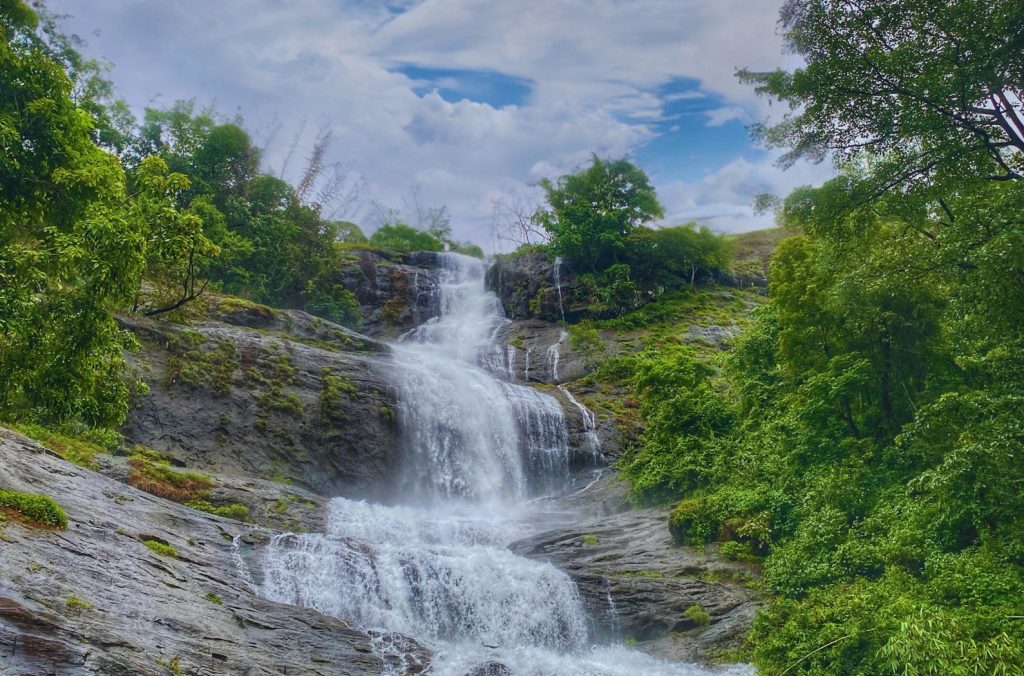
[547,330,567,383]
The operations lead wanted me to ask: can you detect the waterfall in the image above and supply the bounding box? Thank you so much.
[554,255,567,323]
[389,254,570,502]
[251,252,748,675]
[547,330,567,383]
[559,383,602,459]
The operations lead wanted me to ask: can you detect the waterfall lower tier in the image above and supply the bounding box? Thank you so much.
[259,499,750,676]
[261,500,586,651]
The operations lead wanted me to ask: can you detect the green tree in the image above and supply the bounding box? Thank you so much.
[740,0,1024,190]
[332,220,367,244]
[535,156,663,272]
[130,157,219,316]
[368,222,445,252]
[0,1,144,427]
[625,223,734,288]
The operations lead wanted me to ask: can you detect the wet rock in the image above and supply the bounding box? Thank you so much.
[338,249,446,338]
[486,252,588,322]
[468,661,513,675]
[120,312,403,499]
[512,497,759,662]
[490,319,589,385]
[0,428,429,675]
[208,298,390,355]
[95,452,330,533]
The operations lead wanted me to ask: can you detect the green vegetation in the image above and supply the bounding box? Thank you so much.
[3,1,505,441]
[319,370,357,425]
[127,451,214,502]
[684,604,711,627]
[526,156,735,317]
[718,541,757,563]
[205,592,223,605]
[369,223,445,252]
[163,334,239,396]
[615,2,1024,673]
[66,595,93,611]
[184,500,250,521]
[9,423,118,469]
[143,539,178,558]
[582,534,600,546]
[567,321,605,365]
[536,155,663,273]
[0,489,68,529]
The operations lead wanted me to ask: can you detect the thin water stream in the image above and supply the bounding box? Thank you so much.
[253,253,749,675]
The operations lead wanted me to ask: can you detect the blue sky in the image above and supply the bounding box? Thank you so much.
[49,0,828,248]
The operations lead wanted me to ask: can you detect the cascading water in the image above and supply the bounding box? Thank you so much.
[553,255,567,323]
[253,253,749,675]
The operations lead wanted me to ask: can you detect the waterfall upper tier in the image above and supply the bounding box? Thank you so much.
[387,253,572,504]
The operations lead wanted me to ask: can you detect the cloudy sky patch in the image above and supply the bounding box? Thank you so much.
[50,0,829,248]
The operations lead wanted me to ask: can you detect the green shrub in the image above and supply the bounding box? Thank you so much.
[368,223,445,252]
[0,489,67,529]
[567,321,605,363]
[684,604,712,627]
[719,540,755,562]
[582,534,600,546]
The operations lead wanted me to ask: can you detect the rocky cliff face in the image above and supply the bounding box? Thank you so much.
[486,252,766,325]
[339,249,446,338]
[486,252,580,322]
[0,428,429,675]
[121,304,403,500]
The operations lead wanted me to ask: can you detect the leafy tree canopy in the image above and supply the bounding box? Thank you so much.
[535,156,664,272]
[368,222,445,252]
[741,0,1024,194]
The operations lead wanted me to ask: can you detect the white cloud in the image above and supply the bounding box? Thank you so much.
[657,154,832,233]
[705,106,748,127]
[48,0,811,247]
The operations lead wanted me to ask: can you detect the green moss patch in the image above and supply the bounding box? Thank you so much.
[185,500,250,521]
[163,333,239,396]
[10,423,117,469]
[143,539,178,558]
[0,489,67,529]
[684,604,712,627]
[66,595,93,610]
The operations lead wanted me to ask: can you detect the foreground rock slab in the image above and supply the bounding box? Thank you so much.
[0,428,428,675]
